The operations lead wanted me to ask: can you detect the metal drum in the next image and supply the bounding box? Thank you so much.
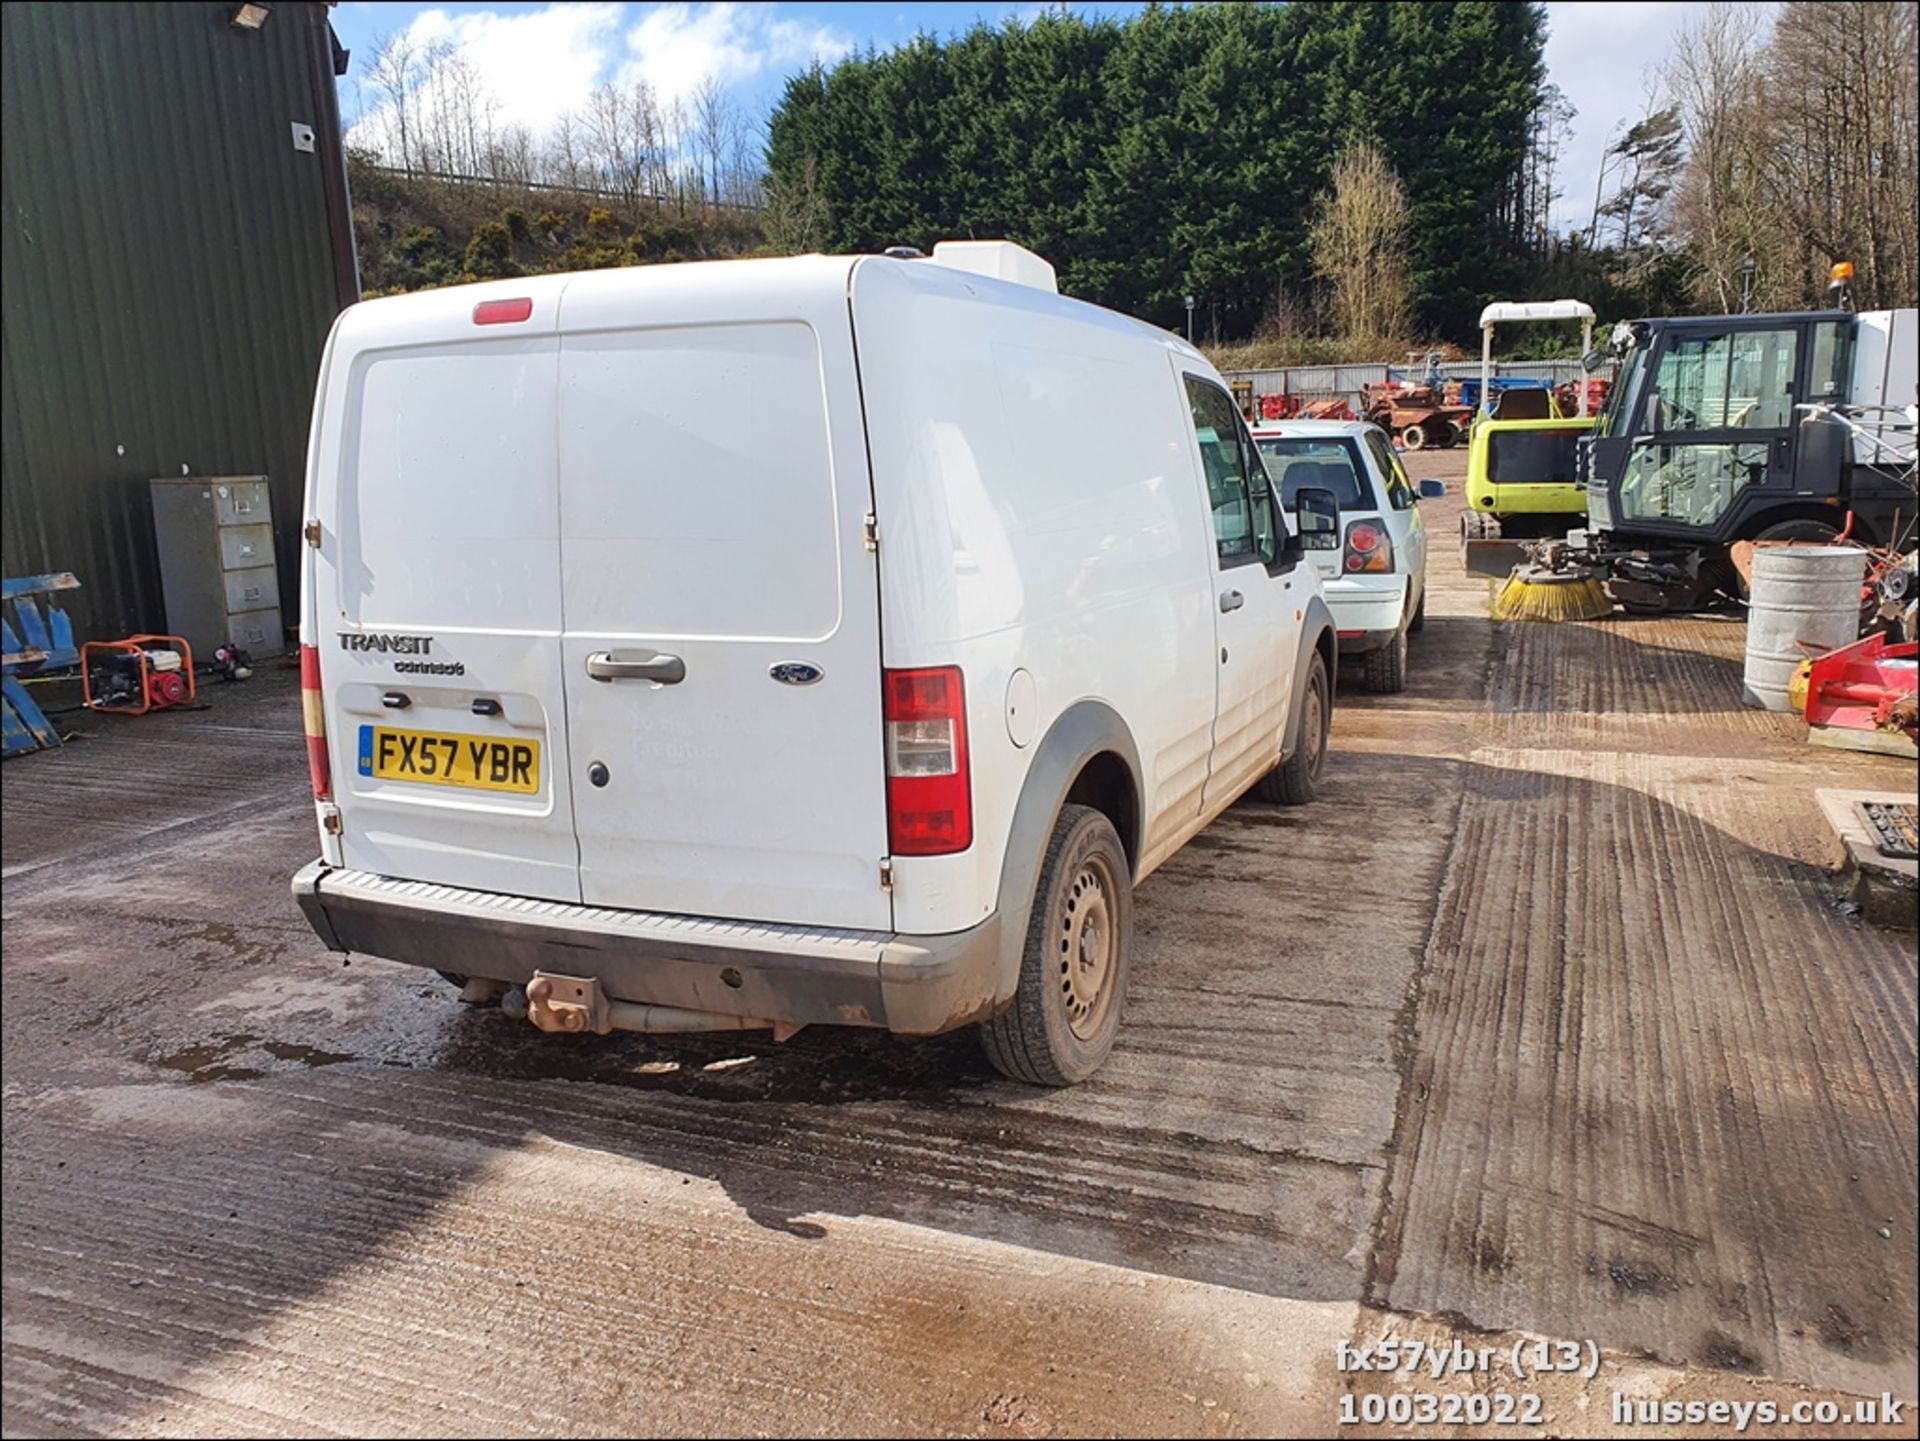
[1743,546,1865,710]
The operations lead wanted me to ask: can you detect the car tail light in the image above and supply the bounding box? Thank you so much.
[1344,520,1393,573]
[884,666,971,855]
[473,297,533,325]
[300,644,331,800]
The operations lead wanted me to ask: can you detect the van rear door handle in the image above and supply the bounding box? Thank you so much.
[586,651,685,684]
[1219,589,1244,613]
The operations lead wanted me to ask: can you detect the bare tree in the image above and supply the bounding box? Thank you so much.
[661,95,695,212]
[544,111,586,191]
[1762,1,1918,308]
[361,29,423,174]
[763,152,829,253]
[1592,102,1684,254]
[691,77,737,213]
[490,123,537,189]
[1523,84,1575,250]
[581,80,669,210]
[1663,5,1774,310]
[1663,1,1917,311]
[1309,140,1414,350]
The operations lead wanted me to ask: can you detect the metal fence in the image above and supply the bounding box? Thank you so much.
[1219,359,1599,411]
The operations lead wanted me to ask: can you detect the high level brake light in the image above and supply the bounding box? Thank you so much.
[473,297,533,325]
[300,643,331,799]
[883,666,972,855]
[1344,520,1393,573]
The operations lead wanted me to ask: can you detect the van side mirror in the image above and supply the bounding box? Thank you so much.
[1581,349,1607,374]
[1418,479,1446,500]
[1294,486,1340,549]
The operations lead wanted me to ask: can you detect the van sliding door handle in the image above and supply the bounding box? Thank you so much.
[1219,589,1244,613]
[586,651,685,684]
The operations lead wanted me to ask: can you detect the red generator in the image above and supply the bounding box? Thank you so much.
[83,634,196,715]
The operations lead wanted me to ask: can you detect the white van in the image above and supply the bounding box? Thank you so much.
[292,243,1340,1084]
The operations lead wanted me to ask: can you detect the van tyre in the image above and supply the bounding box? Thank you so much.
[1409,588,1427,633]
[981,805,1131,1087]
[1254,650,1330,805]
[1364,625,1408,694]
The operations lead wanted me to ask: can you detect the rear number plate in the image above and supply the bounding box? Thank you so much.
[357,725,540,794]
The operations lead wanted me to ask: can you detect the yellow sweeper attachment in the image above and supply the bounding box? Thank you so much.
[1491,563,1613,622]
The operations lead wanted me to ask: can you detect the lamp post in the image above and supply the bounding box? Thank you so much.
[1184,294,1195,343]
[1738,255,1756,314]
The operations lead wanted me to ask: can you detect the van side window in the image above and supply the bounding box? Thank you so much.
[1362,429,1417,510]
[1187,377,1277,567]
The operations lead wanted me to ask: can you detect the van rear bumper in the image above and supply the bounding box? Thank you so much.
[292,861,1001,1036]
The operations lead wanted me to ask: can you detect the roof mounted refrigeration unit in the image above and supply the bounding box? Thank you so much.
[928,241,1058,294]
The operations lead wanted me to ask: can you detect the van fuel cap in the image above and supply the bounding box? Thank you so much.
[587,762,610,788]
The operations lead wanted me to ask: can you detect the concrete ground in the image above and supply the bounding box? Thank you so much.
[3,450,1915,1438]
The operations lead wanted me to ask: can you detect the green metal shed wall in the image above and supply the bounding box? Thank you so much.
[2,1,354,642]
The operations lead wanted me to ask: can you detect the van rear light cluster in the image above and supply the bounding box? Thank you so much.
[1344,520,1393,573]
[300,644,331,799]
[883,666,972,855]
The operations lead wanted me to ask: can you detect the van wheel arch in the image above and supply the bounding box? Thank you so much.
[1282,598,1338,760]
[1064,750,1140,875]
[989,703,1145,1011]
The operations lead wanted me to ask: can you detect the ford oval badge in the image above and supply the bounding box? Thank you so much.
[770,662,824,686]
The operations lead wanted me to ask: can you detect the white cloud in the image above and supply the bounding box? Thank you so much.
[616,2,853,108]
[347,3,853,156]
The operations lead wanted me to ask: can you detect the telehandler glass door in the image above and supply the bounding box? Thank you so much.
[1617,324,1802,536]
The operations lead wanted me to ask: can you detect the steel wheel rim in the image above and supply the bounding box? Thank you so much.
[1059,855,1117,1040]
[1305,681,1326,774]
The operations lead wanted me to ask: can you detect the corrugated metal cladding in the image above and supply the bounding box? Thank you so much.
[2,2,355,643]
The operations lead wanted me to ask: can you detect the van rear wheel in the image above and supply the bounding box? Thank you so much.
[981,804,1131,1086]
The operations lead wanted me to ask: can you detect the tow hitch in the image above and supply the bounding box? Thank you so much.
[512,971,803,1040]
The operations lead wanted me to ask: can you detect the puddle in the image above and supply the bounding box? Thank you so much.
[146,1034,358,1083]
[428,1006,996,1104]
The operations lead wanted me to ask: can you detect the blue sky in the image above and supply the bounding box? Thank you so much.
[330,1,1721,232]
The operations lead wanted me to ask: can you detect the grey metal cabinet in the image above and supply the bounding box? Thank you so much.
[149,475,286,658]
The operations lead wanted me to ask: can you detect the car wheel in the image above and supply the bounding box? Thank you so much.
[1364,624,1408,693]
[1254,650,1330,805]
[1401,424,1427,450]
[1409,587,1428,634]
[980,804,1132,1086]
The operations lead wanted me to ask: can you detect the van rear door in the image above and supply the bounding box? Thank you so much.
[312,284,581,903]
[554,261,891,930]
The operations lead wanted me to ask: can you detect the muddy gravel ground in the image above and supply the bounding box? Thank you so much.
[4,454,1916,1438]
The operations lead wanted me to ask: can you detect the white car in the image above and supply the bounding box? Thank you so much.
[1251,420,1444,693]
[292,242,1340,1086]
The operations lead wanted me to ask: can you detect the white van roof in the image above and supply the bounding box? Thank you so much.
[333,249,1215,374]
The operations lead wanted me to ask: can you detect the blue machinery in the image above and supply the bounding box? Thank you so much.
[3,573,81,757]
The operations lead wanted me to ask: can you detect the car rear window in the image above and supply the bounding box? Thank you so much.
[1254,437,1374,511]
[1487,429,1582,484]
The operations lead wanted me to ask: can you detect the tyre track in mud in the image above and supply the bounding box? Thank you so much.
[1371,596,1918,1401]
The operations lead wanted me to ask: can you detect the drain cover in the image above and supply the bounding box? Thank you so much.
[1856,801,1919,861]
